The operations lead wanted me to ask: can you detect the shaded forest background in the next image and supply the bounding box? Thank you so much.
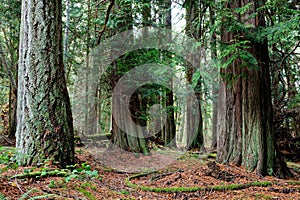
[0,0,300,199]
[0,0,299,174]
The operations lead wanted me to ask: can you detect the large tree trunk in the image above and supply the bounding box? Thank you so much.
[111,72,150,154]
[16,0,74,167]
[217,0,285,176]
[110,0,150,154]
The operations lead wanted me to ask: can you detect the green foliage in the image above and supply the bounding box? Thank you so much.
[119,190,130,195]
[0,192,8,200]
[126,171,273,193]
[76,186,97,200]
[18,188,57,200]
[48,180,56,189]
[219,37,258,71]
[0,146,15,165]
[0,146,18,172]
[65,163,101,182]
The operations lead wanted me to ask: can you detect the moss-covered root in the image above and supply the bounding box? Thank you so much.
[125,173,273,193]
[9,169,70,179]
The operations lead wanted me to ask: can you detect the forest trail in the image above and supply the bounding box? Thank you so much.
[1,146,299,200]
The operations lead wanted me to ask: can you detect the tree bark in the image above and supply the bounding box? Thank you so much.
[209,2,219,148]
[110,0,150,154]
[217,0,285,176]
[185,0,205,150]
[16,0,74,167]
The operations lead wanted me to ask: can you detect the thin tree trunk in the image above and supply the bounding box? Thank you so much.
[64,0,71,79]
[0,42,17,139]
[8,85,17,139]
[209,2,218,148]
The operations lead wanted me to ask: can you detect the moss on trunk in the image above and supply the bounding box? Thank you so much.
[16,0,74,167]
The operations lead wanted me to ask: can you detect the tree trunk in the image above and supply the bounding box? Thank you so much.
[0,42,18,140]
[63,0,70,79]
[217,0,285,177]
[8,85,17,139]
[16,0,74,167]
[110,0,150,154]
[209,2,218,148]
[185,0,205,150]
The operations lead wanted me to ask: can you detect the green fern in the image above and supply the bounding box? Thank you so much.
[18,188,57,200]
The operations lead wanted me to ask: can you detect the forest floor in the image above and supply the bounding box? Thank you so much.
[0,142,300,200]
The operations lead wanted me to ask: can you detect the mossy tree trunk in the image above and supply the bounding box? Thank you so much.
[217,0,285,176]
[110,0,150,154]
[16,0,74,167]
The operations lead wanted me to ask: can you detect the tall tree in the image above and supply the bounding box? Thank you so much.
[159,0,176,148]
[209,0,219,148]
[110,0,150,154]
[217,0,285,176]
[185,0,205,150]
[0,0,21,139]
[16,0,74,167]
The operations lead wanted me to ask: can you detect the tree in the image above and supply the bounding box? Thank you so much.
[208,0,219,148]
[157,0,176,148]
[0,0,21,139]
[16,0,74,167]
[216,0,286,176]
[184,0,205,150]
[109,0,150,154]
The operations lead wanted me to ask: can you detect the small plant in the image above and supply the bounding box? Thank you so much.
[75,148,83,155]
[65,163,100,182]
[119,190,130,195]
[48,180,56,188]
[0,146,16,165]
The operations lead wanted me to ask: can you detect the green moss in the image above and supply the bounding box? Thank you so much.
[288,181,300,185]
[250,181,272,187]
[254,193,276,200]
[10,168,70,179]
[126,172,273,193]
[120,190,130,195]
[81,182,98,191]
[76,187,96,200]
